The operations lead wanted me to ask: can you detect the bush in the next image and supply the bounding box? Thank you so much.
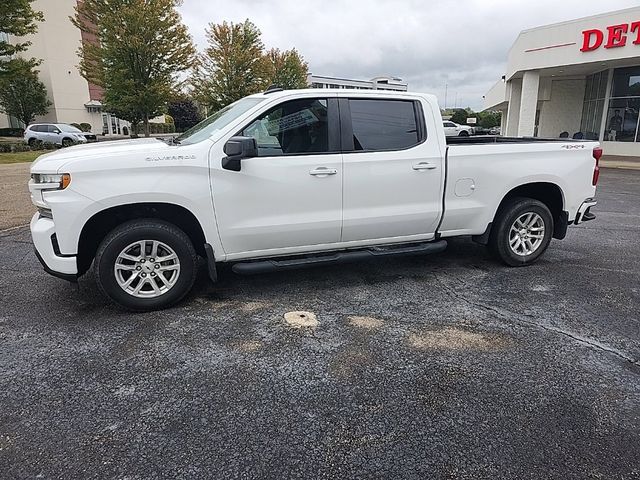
[12,143,31,152]
[0,128,25,137]
[130,122,176,136]
[164,114,174,124]
[70,123,82,130]
[147,122,176,134]
[79,122,92,132]
[0,140,56,153]
[27,139,57,151]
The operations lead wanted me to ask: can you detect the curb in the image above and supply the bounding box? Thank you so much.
[600,161,640,171]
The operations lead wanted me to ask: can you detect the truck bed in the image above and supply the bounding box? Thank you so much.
[446,135,588,145]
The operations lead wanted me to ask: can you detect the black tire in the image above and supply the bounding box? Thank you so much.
[459,130,469,137]
[489,197,554,267]
[95,219,198,311]
[28,138,36,147]
[62,137,73,147]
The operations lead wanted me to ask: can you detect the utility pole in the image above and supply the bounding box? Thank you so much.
[444,83,448,110]
[454,92,458,109]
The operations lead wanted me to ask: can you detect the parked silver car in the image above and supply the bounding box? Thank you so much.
[24,123,97,147]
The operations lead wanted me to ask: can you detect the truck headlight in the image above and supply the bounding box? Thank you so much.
[31,173,72,190]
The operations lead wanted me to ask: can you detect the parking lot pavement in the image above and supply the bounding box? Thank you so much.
[0,168,638,479]
[0,162,34,231]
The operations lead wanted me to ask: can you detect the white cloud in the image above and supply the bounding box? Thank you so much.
[178,0,639,110]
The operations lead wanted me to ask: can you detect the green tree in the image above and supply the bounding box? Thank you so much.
[264,48,309,89]
[191,20,268,111]
[0,0,44,80]
[72,0,195,137]
[477,110,501,129]
[168,95,202,132]
[0,59,51,127]
[450,108,470,125]
[102,85,145,137]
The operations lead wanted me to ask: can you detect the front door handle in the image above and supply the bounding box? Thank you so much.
[309,167,338,176]
[412,162,437,171]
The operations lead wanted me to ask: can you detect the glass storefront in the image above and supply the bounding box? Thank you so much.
[604,66,640,143]
[580,70,607,140]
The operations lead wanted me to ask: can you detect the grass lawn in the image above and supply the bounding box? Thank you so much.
[0,151,48,165]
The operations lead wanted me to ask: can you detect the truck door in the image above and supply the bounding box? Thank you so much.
[340,96,444,243]
[211,96,343,257]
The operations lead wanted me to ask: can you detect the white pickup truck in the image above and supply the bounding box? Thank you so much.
[29,89,600,311]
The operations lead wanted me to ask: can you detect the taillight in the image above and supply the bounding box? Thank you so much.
[592,146,602,186]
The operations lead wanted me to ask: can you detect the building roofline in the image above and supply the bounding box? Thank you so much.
[308,74,405,83]
[309,75,372,83]
[519,6,640,35]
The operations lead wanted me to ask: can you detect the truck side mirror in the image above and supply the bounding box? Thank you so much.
[222,136,258,171]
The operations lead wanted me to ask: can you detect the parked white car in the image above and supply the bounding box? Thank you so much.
[24,123,97,147]
[29,89,600,311]
[443,121,473,137]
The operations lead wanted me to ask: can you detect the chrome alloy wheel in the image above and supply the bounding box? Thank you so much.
[508,212,545,256]
[114,240,180,298]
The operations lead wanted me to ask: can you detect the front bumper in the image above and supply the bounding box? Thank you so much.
[574,198,597,225]
[30,213,78,281]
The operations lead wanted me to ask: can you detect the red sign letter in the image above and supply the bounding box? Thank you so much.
[630,21,640,45]
[581,29,604,52]
[605,24,628,48]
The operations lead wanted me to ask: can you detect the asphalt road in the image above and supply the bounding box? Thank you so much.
[0,169,639,479]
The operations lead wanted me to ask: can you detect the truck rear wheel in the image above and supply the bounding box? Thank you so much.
[489,197,553,267]
[95,219,198,311]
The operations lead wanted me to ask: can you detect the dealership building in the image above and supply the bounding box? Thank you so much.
[308,74,408,91]
[0,0,129,135]
[484,7,640,157]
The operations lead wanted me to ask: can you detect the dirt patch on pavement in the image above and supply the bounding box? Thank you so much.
[284,311,318,328]
[408,327,509,351]
[348,315,384,330]
[0,163,34,230]
[239,301,271,313]
[231,340,263,353]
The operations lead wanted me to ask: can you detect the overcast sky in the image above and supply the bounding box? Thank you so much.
[177,0,638,110]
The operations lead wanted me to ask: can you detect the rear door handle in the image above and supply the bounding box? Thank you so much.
[412,162,437,171]
[309,167,337,176]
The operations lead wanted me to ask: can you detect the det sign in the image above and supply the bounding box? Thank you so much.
[466,118,477,124]
[581,21,640,52]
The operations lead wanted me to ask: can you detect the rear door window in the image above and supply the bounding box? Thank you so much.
[348,99,421,151]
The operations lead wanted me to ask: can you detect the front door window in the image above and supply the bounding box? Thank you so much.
[242,98,331,156]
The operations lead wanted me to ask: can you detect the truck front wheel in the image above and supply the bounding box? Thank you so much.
[95,219,198,311]
[489,197,553,267]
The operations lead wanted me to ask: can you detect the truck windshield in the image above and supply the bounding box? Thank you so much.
[176,97,265,145]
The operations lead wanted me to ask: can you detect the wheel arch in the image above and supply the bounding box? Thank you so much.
[77,202,207,275]
[473,182,567,244]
